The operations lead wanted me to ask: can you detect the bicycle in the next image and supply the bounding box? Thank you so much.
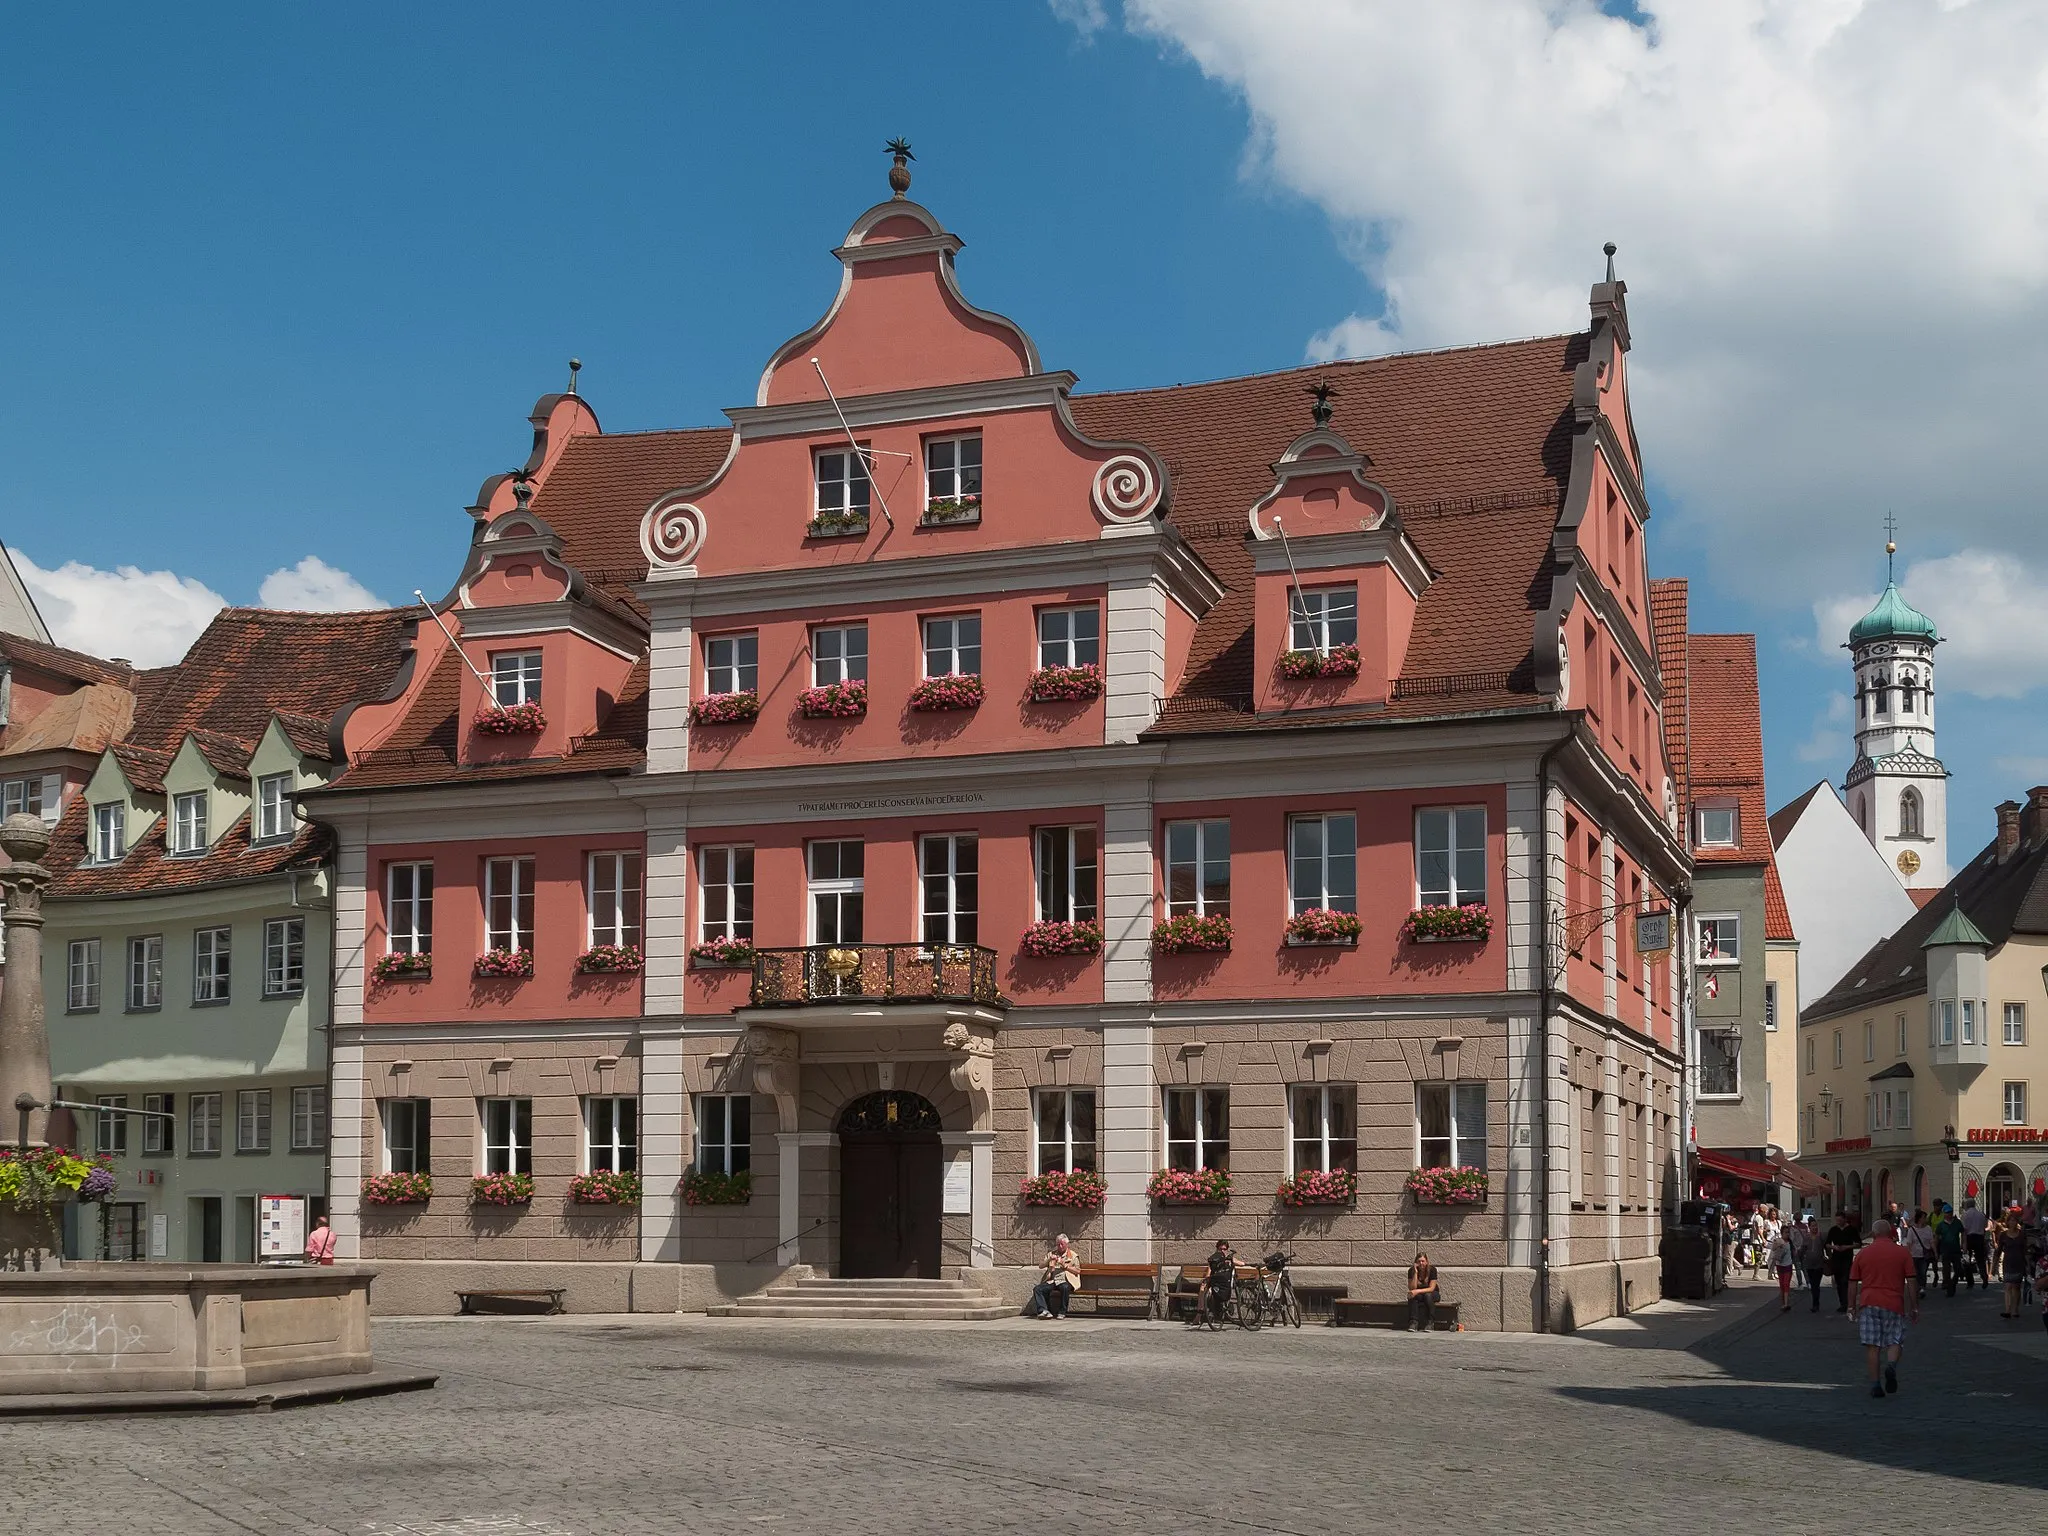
[1246,1251,1304,1329]
[1191,1266,1266,1331]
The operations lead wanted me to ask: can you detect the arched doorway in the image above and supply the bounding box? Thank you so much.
[836,1090,944,1279]
[1846,1171,1863,1221]
[1878,1168,1893,1214]
[1986,1162,2022,1216]
[1911,1166,1926,1214]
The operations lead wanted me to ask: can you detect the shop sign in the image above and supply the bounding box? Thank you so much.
[1966,1127,2048,1143]
[1825,1136,1872,1154]
[1635,909,1672,955]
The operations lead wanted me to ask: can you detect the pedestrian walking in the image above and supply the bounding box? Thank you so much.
[1996,1210,2029,1319]
[1825,1210,1861,1314]
[1959,1199,1989,1287]
[1767,1223,1795,1311]
[1934,1204,1963,1297]
[1904,1209,1934,1296]
[1848,1217,1919,1399]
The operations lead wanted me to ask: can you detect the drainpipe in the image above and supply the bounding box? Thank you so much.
[1533,725,1575,1334]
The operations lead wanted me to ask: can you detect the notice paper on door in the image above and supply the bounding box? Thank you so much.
[942,1157,972,1215]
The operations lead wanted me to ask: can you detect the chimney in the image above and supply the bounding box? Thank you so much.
[1996,800,2023,863]
[2021,787,2048,852]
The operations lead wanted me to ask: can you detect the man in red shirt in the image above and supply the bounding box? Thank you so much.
[1848,1216,1920,1398]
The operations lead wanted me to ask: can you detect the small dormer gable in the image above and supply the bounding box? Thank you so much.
[82,747,159,865]
[162,733,251,858]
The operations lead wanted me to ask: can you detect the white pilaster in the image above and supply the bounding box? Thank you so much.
[1599,828,1618,1019]
[644,813,689,1018]
[1100,1023,1154,1262]
[1505,780,1540,993]
[1102,799,1154,1005]
[330,1041,366,1258]
[775,1131,803,1265]
[1104,556,1167,745]
[1601,1040,1622,1259]
[944,1128,999,1269]
[639,1032,686,1262]
[642,575,696,774]
[331,820,368,1029]
[1505,1009,1539,1267]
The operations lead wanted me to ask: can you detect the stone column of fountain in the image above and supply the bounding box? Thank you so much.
[0,812,57,1269]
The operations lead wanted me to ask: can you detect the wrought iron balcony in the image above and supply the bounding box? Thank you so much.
[749,943,1002,1008]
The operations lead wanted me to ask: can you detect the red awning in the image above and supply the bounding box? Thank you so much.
[1770,1157,1832,1198]
[1696,1148,1781,1184]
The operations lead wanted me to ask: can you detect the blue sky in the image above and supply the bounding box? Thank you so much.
[5,2,2045,859]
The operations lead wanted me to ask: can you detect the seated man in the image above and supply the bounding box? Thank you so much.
[1198,1238,1237,1323]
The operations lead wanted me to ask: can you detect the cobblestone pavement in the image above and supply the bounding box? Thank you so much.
[2,1279,2041,1535]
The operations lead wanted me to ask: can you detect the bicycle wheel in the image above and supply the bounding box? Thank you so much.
[1279,1277,1303,1329]
[1234,1283,1265,1330]
[1201,1290,1225,1331]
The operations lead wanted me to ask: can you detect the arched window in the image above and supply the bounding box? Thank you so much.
[1856,795,1869,833]
[1900,788,1922,839]
[1899,676,1916,713]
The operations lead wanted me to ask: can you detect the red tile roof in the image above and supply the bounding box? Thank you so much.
[1686,633,1768,865]
[1648,578,1689,812]
[522,428,733,600]
[45,794,330,901]
[0,633,134,689]
[1765,856,1796,941]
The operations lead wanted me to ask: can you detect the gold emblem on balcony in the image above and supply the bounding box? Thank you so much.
[824,948,863,978]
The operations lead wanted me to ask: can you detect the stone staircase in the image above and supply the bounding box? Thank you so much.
[709,1275,1014,1321]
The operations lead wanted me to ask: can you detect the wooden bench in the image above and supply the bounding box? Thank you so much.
[1331,1298,1460,1331]
[1165,1264,1265,1321]
[1292,1284,1349,1321]
[1067,1263,1161,1318]
[456,1288,566,1317]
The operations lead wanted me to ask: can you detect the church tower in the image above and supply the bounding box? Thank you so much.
[1843,535,1945,893]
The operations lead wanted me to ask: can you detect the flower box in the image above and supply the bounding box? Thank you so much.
[1278,1168,1356,1207]
[575,944,643,975]
[806,509,870,538]
[1026,663,1104,704]
[1277,645,1361,682]
[474,701,547,735]
[372,951,432,982]
[1401,904,1493,944]
[691,691,761,727]
[568,1170,642,1206]
[474,948,534,980]
[1151,913,1233,954]
[1019,1169,1107,1209]
[0,1145,111,1209]
[1019,919,1103,958]
[920,494,982,526]
[680,1168,752,1206]
[1285,908,1361,946]
[361,1172,432,1206]
[1147,1167,1231,1205]
[908,673,985,712]
[1405,1165,1488,1206]
[797,679,868,719]
[471,1173,534,1207]
[690,938,757,970]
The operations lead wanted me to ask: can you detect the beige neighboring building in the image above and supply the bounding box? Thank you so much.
[1799,789,2048,1222]
[1763,876,1802,1174]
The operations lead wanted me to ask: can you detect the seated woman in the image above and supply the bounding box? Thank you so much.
[1031,1234,1080,1319]
[1407,1251,1441,1332]
[1199,1238,1237,1324]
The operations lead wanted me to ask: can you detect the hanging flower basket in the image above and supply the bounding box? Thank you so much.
[691,691,761,727]
[1019,1169,1108,1209]
[680,1168,752,1206]
[908,674,985,712]
[0,1146,110,1211]
[1152,913,1233,954]
[1019,919,1103,958]
[474,702,547,735]
[690,938,756,970]
[1148,1167,1231,1205]
[474,948,534,980]
[361,1172,432,1206]
[1406,1165,1488,1206]
[568,1170,642,1206]
[1278,646,1361,681]
[1402,904,1493,943]
[1278,1168,1356,1207]
[372,951,432,982]
[1285,909,1361,946]
[471,1173,534,1207]
[797,679,868,719]
[920,494,982,526]
[575,944,643,975]
[1026,663,1104,704]
[76,1166,117,1203]
[806,509,870,538]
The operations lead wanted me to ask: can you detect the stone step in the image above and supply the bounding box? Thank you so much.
[708,1302,1016,1321]
[736,1292,997,1310]
[778,1279,986,1295]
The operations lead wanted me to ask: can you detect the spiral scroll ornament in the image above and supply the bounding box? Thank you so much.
[640,496,707,569]
[1091,454,1160,524]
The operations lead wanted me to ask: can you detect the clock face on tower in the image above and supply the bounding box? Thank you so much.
[1897,849,1922,877]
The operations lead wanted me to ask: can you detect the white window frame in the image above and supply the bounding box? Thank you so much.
[2003,1081,2027,1126]
[807,839,865,945]
[1031,1088,1097,1175]
[126,934,163,1010]
[704,632,759,696]
[814,447,872,518]
[923,431,982,505]
[480,1097,533,1175]
[93,802,126,863]
[919,834,978,947]
[263,917,305,997]
[1162,1086,1230,1172]
[921,613,981,678]
[811,623,868,687]
[236,1088,272,1152]
[1415,806,1487,908]
[587,852,643,949]
[1936,1000,1955,1047]
[66,938,101,1011]
[255,772,294,842]
[291,1086,326,1151]
[1896,1013,1908,1055]
[1834,1027,1846,1067]
[1695,803,1738,848]
[189,1093,223,1155]
[381,1098,430,1174]
[95,1094,128,1156]
[1163,818,1230,918]
[1417,1081,1488,1170]
[1696,914,1740,965]
[584,1096,638,1173]
[1034,825,1098,924]
[143,1091,174,1155]
[698,844,754,942]
[171,791,208,856]
[1289,1083,1358,1175]
[193,926,231,1004]
[1,776,43,819]
[387,862,433,955]
[2005,1002,2027,1046]
[1036,606,1099,669]
[1863,1021,1874,1062]
[1288,812,1357,914]
[491,649,543,708]
[1962,999,1978,1045]
[693,1093,751,1175]
[1288,584,1358,654]
[484,856,535,953]
[1764,980,1779,1032]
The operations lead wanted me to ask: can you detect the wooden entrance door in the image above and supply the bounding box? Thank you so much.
[836,1090,945,1279]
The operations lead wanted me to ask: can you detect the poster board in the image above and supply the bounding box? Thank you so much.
[942,1158,973,1215]
[259,1195,308,1261]
[149,1213,169,1259]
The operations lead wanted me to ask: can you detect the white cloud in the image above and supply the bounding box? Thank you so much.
[1794,690,1851,765]
[257,556,386,612]
[1047,0,1110,39]
[1088,1,2048,602]
[1813,548,2048,700]
[13,553,225,668]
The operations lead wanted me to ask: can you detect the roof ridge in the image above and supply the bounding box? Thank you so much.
[1071,332,1580,403]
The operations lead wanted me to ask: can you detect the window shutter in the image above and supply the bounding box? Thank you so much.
[39,773,60,824]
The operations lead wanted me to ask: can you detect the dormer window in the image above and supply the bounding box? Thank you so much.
[492,650,543,709]
[814,449,871,527]
[256,773,294,843]
[1695,804,1738,848]
[93,802,126,864]
[171,792,208,856]
[1290,585,1358,655]
[923,433,982,521]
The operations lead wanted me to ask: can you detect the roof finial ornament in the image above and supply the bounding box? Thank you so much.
[1603,241,1617,283]
[1883,510,1899,582]
[886,138,915,200]
[512,472,533,512]
[567,357,582,396]
[1306,379,1338,428]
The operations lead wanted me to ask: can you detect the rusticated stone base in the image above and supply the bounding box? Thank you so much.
[0,1206,64,1273]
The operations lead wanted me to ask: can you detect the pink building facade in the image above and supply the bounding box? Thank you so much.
[312,169,1690,1329]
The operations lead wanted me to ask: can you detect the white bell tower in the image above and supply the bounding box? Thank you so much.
[1843,531,1946,891]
